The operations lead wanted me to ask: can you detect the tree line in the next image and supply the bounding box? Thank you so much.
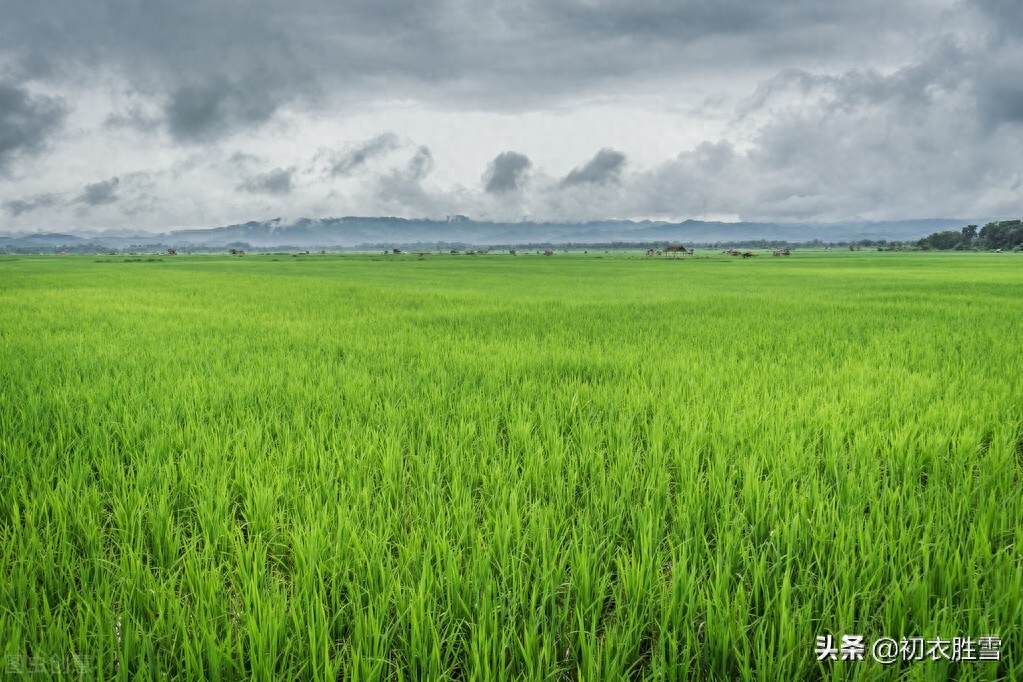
[917,220,1023,251]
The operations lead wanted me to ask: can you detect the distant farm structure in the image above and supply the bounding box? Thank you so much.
[663,245,693,258]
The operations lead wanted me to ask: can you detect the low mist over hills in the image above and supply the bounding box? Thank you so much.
[0,217,967,252]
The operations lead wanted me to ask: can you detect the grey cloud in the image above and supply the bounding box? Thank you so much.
[562,149,626,187]
[8,53,57,82]
[104,105,162,133]
[541,1,776,39]
[3,192,59,216]
[0,2,308,84]
[227,151,263,167]
[975,67,1023,128]
[76,177,121,206]
[737,46,967,122]
[483,151,532,193]
[2,0,1022,227]
[0,80,67,171]
[376,146,434,207]
[406,146,433,182]
[972,0,1023,36]
[620,35,1023,222]
[326,133,399,177]
[482,1,939,89]
[165,79,282,143]
[238,167,295,195]
[983,85,1023,125]
[0,0,951,116]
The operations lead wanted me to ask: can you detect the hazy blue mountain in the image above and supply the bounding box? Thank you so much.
[0,217,967,251]
[0,232,88,246]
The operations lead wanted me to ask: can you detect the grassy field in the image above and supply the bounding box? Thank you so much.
[1,251,1020,680]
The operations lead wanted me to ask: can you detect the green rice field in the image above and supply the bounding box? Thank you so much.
[1,251,1021,680]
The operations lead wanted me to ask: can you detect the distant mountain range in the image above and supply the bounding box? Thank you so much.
[0,217,968,251]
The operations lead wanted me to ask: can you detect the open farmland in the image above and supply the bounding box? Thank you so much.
[1,251,1021,680]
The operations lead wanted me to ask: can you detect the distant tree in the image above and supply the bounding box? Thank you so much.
[917,230,962,250]
[915,221,1022,251]
[979,220,1023,251]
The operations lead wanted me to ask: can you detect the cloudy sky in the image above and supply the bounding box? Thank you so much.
[1,0,1021,232]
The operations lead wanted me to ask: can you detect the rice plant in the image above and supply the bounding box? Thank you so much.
[0,251,1020,680]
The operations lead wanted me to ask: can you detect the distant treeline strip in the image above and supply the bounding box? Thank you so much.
[0,239,928,255]
[4,221,1021,255]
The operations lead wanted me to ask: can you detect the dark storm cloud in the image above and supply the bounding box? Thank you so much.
[473,0,938,90]
[326,134,399,177]
[2,2,316,142]
[562,149,626,187]
[483,152,532,193]
[0,0,945,119]
[2,193,59,216]
[238,167,295,195]
[76,177,120,205]
[0,1,307,83]
[0,80,67,171]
